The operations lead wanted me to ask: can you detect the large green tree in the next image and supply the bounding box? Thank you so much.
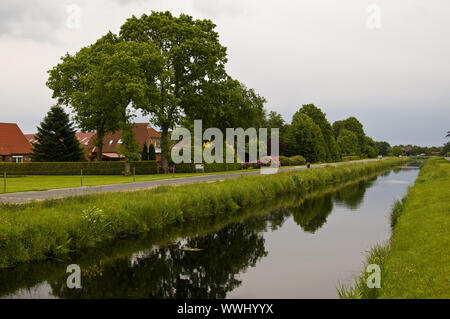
[337,129,359,156]
[392,145,403,157]
[299,104,340,161]
[363,136,379,158]
[333,117,367,155]
[286,112,328,162]
[31,106,85,162]
[118,125,140,163]
[182,78,266,132]
[376,141,391,156]
[119,11,228,172]
[47,32,163,161]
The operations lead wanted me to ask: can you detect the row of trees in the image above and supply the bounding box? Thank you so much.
[262,104,380,162]
[31,97,447,163]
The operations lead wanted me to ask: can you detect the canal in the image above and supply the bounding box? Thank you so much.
[0,165,420,299]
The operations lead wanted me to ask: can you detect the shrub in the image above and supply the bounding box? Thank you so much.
[289,155,306,166]
[342,156,360,162]
[279,156,290,166]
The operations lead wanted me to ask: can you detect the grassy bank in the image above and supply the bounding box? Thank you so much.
[339,158,450,299]
[0,158,405,268]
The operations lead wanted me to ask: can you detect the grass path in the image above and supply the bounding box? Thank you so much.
[340,157,450,299]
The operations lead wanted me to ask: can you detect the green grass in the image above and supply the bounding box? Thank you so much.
[339,157,450,299]
[0,158,406,268]
[0,169,261,194]
[0,158,379,194]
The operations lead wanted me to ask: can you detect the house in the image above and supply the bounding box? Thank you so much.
[402,145,413,156]
[0,123,32,162]
[89,123,161,161]
[25,132,96,160]
[75,132,96,159]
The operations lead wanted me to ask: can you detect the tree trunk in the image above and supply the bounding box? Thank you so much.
[124,162,131,175]
[160,125,170,174]
[97,142,103,162]
[96,129,104,162]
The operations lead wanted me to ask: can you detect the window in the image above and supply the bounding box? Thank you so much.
[13,156,24,163]
[117,139,122,144]
[109,140,114,145]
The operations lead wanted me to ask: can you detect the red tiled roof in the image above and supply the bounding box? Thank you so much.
[148,126,161,138]
[0,123,32,155]
[24,134,38,144]
[76,132,95,150]
[90,123,159,154]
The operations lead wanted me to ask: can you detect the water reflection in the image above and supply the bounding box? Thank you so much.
[49,224,267,299]
[333,176,377,210]
[293,194,333,233]
[0,167,419,299]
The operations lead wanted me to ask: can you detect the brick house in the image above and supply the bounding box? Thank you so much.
[0,123,32,162]
[89,123,161,161]
[25,132,96,161]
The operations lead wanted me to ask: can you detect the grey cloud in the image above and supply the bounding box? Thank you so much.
[192,0,246,18]
[0,0,65,42]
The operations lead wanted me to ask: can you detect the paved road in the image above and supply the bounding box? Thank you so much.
[0,159,379,204]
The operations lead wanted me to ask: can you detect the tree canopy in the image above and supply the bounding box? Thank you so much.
[286,112,328,162]
[119,11,229,172]
[299,104,340,161]
[337,129,359,156]
[47,32,163,161]
[376,141,391,156]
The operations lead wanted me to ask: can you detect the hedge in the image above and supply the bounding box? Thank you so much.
[0,161,158,176]
[289,155,306,166]
[172,162,243,173]
[279,155,306,166]
[342,156,360,162]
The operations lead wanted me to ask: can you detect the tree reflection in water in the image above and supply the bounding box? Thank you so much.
[49,224,267,299]
[333,176,377,210]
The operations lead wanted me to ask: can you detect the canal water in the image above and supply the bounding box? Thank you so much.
[0,165,420,299]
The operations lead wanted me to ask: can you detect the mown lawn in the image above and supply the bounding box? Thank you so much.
[340,157,450,299]
[380,158,450,298]
[0,169,260,194]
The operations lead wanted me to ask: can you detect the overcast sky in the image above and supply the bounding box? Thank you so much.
[0,0,449,146]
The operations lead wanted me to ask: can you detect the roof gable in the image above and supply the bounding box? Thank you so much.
[90,123,159,153]
[0,123,32,155]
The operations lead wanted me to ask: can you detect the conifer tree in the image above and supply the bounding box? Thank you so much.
[148,143,156,161]
[32,106,85,162]
[141,143,149,160]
